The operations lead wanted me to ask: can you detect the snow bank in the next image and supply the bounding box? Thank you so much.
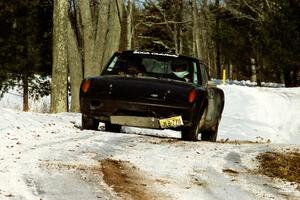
[218,85,300,144]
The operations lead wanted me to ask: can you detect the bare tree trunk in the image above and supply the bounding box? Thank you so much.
[176,1,183,54]
[283,67,292,87]
[215,0,221,79]
[207,49,211,74]
[192,30,196,56]
[257,54,262,86]
[51,0,68,113]
[179,27,183,54]
[93,0,110,74]
[67,18,83,112]
[102,0,123,67]
[210,48,216,77]
[250,58,257,83]
[22,74,29,112]
[229,64,233,80]
[79,0,96,78]
[174,24,178,54]
[126,0,133,50]
[192,0,201,59]
[200,0,210,63]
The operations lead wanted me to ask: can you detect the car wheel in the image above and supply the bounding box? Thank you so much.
[105,122,122,133]
[82,115,99,130]
[201,120,219,142]
[181,120,200,141]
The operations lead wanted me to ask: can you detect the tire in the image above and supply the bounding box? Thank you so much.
[182,102,208,141]
[201,120,219,142]
[181,120,200,141]
[82,115,99,130]
[105,122,122,133]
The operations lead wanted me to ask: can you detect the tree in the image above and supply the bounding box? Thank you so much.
[51,0,68,113]
[214,0,222,79]
[136,0,191,54]
[260,0,300,86]
[126,0,134,49]
[215,0,300,86]
[191,0,216,75]
[51,0,124,112]
[192,0,201,58]
[0,0,52,111]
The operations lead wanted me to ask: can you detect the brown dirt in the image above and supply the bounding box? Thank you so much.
[41,159,169,199]
[148,138,181,145]
[41,162,99,172]
[222,168,239,175]
[101,159,168,200]
[256,150,300,190]
[218,139,271,144]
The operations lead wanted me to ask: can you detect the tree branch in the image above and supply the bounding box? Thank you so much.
[143,20,191,26]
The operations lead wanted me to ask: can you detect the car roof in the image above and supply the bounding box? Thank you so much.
[117,50,204,63]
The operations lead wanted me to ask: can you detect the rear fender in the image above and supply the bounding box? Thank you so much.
[191,90,208,127]
[203,87,224,129]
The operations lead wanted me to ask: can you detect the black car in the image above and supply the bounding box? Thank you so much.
[80,51,224,141]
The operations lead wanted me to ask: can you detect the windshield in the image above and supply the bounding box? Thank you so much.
[102,53,199,83]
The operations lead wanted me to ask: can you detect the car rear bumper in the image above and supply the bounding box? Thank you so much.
[110,116,160,128]
[81,98,194,128]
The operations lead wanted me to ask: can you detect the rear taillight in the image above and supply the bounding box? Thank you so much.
[82,79,91,93]
[188,88,197,103]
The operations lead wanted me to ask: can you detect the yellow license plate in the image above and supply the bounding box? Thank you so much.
[159,116,183,129]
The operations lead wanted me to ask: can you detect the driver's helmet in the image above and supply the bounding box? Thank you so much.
[171,62,189,78]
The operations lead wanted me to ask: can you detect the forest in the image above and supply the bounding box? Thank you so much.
[0,0,299,112]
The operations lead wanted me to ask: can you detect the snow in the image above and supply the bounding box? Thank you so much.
[218,85,300,144]
[0,84,299,200]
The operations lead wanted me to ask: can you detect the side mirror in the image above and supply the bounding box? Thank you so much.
[207,80,217,88]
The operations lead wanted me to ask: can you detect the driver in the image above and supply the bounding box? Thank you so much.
[171,63,190,82]
[127,58,146,75]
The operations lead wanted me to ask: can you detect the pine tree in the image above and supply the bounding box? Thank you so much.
[0,0,52,111]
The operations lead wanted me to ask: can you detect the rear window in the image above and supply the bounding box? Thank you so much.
[102,52,199,84]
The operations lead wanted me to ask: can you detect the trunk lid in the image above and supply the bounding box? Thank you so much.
[86,75,194,106]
